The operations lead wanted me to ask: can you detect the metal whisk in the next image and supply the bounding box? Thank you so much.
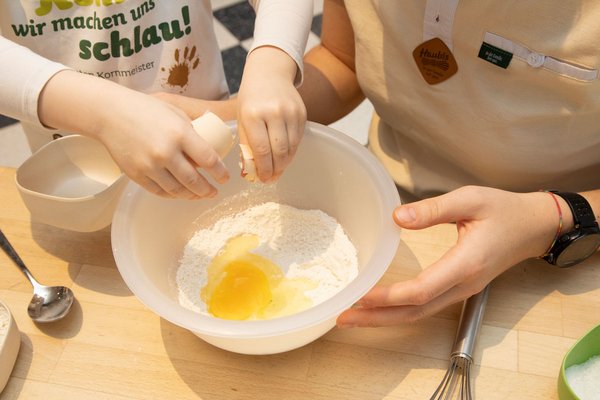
[430,285,490,400]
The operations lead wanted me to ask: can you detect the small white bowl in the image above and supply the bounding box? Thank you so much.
[0,299,20,393]
[16,135,128,232]
[112,121,401,355]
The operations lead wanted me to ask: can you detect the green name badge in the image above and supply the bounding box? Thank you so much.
[478,42,512,69]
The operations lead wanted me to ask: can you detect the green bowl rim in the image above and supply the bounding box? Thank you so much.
[558,323,600,399]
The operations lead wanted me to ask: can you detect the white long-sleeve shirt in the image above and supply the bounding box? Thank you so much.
[0,0,311,151]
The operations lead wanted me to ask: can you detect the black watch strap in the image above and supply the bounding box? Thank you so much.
[551,191,597,228]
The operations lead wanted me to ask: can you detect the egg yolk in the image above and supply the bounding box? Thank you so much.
[201,234,316,320]
[208,260,271,320]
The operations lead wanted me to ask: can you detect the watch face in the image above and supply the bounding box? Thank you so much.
[556,234,600,268]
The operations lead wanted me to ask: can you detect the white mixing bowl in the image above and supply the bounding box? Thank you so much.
[111,121,401,355]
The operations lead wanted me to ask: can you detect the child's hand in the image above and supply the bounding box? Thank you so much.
[38,70,230,199]
[151,92,237,122]
[236,46,307,182]
[97,93,231,199]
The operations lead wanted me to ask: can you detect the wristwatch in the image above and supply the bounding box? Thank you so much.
[543,191,600,267]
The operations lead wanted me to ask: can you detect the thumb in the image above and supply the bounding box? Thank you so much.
[393,190,471,229]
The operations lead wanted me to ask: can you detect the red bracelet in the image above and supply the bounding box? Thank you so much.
[539,190,563,259]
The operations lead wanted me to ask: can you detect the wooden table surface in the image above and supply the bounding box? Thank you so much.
[1,166,599,400]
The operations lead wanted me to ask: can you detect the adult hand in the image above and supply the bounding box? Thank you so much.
[236,46,307,182]
[337,186,570,327]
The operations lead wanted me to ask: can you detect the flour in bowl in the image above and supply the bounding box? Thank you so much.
[176,202,359,318]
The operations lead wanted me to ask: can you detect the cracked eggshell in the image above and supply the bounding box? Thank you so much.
[191,112,235,159]
[238,143,257,182]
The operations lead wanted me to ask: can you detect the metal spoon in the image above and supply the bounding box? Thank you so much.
[0,229,74,323]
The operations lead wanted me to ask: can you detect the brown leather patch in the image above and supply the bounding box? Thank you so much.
[412,37,458,84]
